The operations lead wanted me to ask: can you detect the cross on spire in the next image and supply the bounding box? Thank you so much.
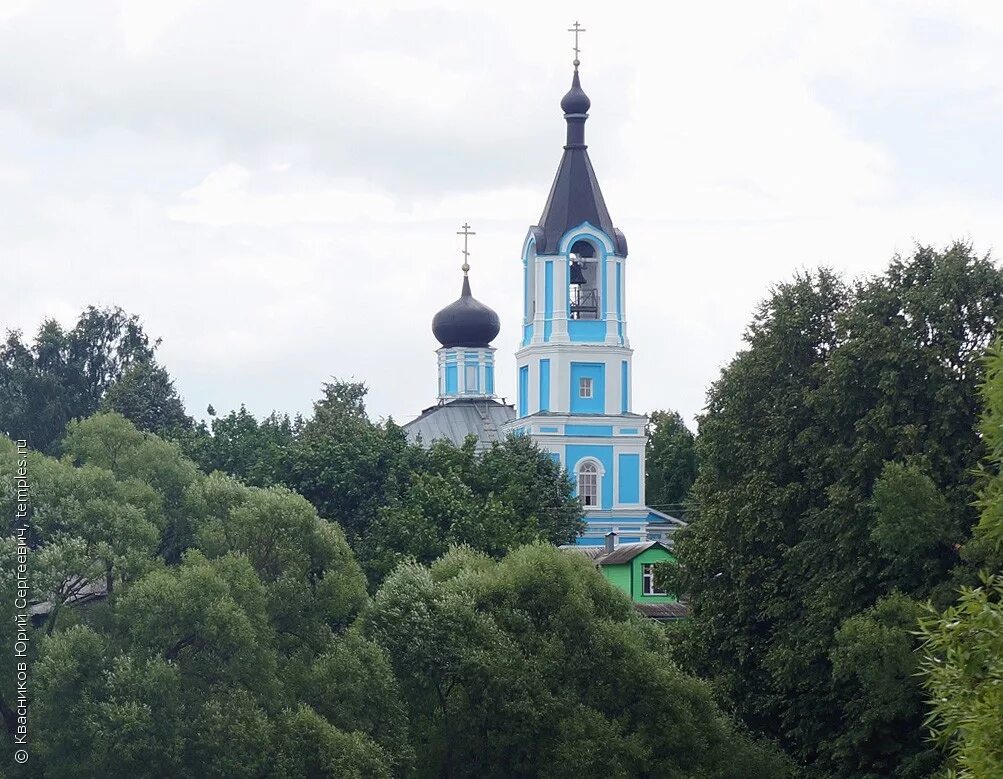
[457,222,476,275]
[568,20,586,69]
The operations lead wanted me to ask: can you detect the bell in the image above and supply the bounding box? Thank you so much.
[569,261,588,286]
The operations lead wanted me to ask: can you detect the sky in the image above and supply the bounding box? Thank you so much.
[2,1,1003,429]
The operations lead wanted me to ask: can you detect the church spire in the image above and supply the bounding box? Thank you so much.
[533,24,627,257]
[562,20,590,148]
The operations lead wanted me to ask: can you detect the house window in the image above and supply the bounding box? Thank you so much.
[641,563,666,596]
[577,461,599,507]
[579,376,593,399]
[465,364,478,392]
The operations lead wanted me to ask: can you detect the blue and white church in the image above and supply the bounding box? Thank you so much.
[405,56,684,547]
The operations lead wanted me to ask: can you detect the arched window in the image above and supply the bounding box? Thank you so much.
[569,239,600,320]
[577,461,599,507]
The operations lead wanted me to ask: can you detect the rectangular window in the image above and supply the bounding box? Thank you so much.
[464,364,478,392]
[642,563,666,596]
[579,376,593,398]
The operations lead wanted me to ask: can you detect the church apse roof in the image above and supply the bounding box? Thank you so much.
[403,398,516,452]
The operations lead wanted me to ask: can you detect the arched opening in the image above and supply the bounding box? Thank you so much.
[576,460,600,507]
[569,239,600,320]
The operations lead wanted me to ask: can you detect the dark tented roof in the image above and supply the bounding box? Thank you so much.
[537,150,627,256]
[533,69,628,256]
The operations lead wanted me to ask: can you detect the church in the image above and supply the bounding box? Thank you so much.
[404,49,684,548]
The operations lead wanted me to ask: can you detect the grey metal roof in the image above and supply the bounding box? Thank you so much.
[403,398,516,452]
[634,602,688,621]
[560,540,673,566]
[596,540,672,565]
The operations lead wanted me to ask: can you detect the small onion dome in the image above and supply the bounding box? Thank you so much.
[432,276,500,348]
[560,70,591,115]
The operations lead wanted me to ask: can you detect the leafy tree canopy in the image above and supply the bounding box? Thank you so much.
[0,306,190,451]
[645,409,698,517]
[671,243,1003,777]
[182,381,584,587]
[918,340,1003,778]
[0,417,407,777]
[365,543,793,779]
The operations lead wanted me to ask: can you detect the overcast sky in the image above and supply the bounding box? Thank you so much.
[3,1,1003,429]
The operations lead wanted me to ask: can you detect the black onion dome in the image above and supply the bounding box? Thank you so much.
[560,70,591,114]
[432,276,500,348]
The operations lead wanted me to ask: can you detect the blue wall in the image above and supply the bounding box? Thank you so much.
[567,444,613,509]
[618,453,640,504]
[569,320,606,342]
[565,424,613,437]
[486,365,494,395]
[539,359,550,412]
[445,365,457,394]
[570,362,605,414]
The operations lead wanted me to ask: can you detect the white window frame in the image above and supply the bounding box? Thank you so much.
[579,376,593,399]
[641,563,667,596]
[576,459,601,508]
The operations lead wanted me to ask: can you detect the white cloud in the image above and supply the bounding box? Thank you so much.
[1,0,1002,429]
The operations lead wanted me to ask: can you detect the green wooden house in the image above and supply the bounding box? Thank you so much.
[565,533,687,620]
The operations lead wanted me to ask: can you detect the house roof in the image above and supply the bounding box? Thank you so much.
[598,540,673,565]
[561,540,673,566]
[403,397,515,451]
[634,602,689,621]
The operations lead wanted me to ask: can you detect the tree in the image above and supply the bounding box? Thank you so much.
[672,244,1003,776]
[179,382,584,588]
[0,307,165,451]
[917,340,1003,777]
[645,410,698,516]
[366,544,792,778]
[356,436,584,585]
[61,413,202,562]
[101,361,192,437]
[183,406,294,488]
[828,594,939,779]
[1,417,406,777]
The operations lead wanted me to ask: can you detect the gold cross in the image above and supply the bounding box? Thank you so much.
[457,222,476,275]
[568,20,586,68]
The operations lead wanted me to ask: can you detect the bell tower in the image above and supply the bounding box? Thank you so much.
[503,28,675,545]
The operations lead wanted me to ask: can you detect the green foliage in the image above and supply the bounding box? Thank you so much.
[366,544,793,779]
[645,409,698,516]
[0,417,402,777]
[674,244,1003,776]
[181,381,583,587]
[918,574,1003,778]
[61,413,201,561]
[917,342,1003,778]
[871,461,953,592]
[100,361,191,437]
[0,306,180,451]
[183,405,294,488]
[828,594,939,778]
